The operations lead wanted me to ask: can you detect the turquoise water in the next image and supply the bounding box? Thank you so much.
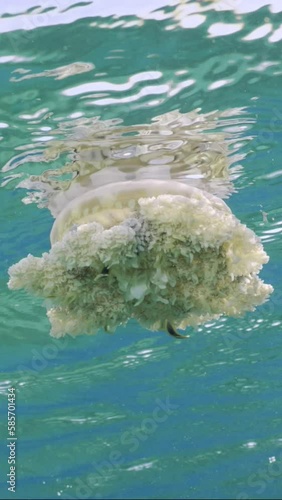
[1,1,282,499]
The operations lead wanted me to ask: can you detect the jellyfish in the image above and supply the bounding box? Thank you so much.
[8,177,272,338]
[7,111,273,338]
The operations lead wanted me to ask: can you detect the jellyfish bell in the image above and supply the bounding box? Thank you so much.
[50,179,230,244]
[8,178,273,339]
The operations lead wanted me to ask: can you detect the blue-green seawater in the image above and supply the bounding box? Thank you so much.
[1,1,282,499]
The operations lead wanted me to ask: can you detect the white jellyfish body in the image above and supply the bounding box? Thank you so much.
[8,178,273,338]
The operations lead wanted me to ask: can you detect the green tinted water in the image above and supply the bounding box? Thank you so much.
[1,1,282,499]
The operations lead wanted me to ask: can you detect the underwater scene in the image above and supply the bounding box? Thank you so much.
[1,0,282,498]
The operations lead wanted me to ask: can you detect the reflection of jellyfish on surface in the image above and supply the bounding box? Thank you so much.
[7,110,273,338]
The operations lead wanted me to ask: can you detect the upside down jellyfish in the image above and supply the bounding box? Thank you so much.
[7,110,273,338]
